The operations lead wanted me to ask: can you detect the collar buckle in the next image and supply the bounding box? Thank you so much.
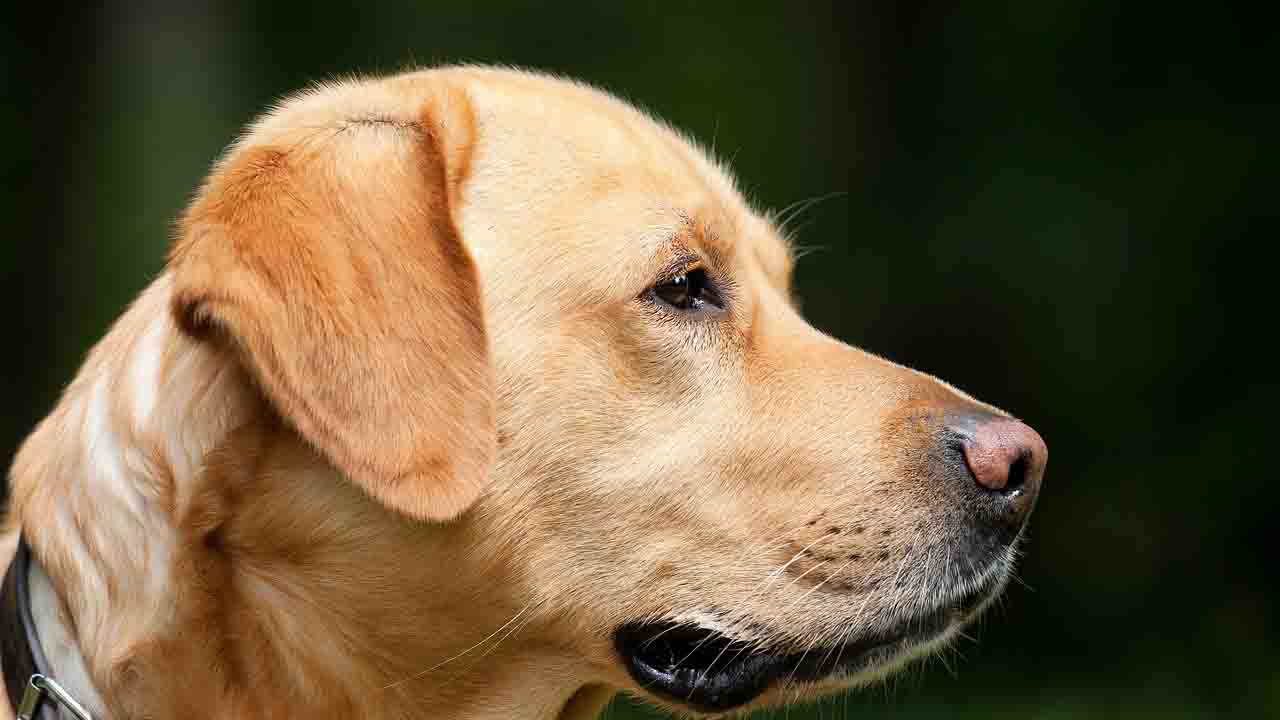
[18,675,93,720]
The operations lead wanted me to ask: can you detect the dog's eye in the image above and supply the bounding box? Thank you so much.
[651,268,722,312]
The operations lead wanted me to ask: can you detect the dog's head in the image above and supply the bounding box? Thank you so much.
[170,67,1045,715]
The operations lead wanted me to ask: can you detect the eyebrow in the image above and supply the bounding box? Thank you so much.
[652,248,703,282]
[673,209,735,270]
[625,206,740,301]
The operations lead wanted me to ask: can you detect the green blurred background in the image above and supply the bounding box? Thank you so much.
[3,2,1275,718]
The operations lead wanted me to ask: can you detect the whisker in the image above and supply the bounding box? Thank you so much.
[779,559,829,592]
[381,599,538,690]
[814,614,860,681]
[935,647,957,677]
[740,526,814,566]
[688,555,835,683]
[638,620,686,652]
[764,532,837,586]
[791,243,828,261]
[435,597,550,689]
[771,191,847,234]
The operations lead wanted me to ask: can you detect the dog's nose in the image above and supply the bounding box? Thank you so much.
[951,412,1047,523]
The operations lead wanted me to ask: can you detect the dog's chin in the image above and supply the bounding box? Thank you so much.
[613,573,1004,714]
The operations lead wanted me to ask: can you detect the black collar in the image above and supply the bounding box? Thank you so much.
[2,534,58,719]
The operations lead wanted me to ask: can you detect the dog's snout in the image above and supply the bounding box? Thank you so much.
[946,411,1047,527]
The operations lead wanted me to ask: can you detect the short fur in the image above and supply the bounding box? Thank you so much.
[4,67,1026,719]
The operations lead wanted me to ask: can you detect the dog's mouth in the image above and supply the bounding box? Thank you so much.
[613,575,1001,713]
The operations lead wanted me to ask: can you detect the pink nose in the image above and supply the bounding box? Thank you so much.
[961,416,1048,497]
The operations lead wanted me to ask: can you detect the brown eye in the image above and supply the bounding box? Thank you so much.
[651,268,722,312]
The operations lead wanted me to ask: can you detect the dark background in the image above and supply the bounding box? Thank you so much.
[3,2,1276,718]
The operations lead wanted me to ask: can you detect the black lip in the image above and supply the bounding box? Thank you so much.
[614,577,999,713]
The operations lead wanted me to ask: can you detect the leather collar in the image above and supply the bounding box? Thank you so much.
[2,534,58,719]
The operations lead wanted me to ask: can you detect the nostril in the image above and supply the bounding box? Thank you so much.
[1003,452,1028,497]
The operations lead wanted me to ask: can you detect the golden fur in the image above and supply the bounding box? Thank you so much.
[3,67,1029,719]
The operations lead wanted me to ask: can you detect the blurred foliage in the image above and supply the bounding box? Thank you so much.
[3,2,1276,718]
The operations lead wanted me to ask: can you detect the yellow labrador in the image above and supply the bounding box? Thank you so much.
[1,66,1046,719]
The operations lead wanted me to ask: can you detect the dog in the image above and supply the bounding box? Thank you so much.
[1,66,1046,719]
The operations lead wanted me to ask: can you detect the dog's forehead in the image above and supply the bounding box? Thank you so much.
[452,69,793,301]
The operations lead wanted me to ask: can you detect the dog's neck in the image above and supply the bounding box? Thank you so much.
[12,549,108,718]
[6,276,610,720]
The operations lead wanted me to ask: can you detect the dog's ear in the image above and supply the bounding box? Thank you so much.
[168,94,493,521]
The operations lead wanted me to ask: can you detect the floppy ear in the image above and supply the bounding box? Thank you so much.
[168,97,493,521]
